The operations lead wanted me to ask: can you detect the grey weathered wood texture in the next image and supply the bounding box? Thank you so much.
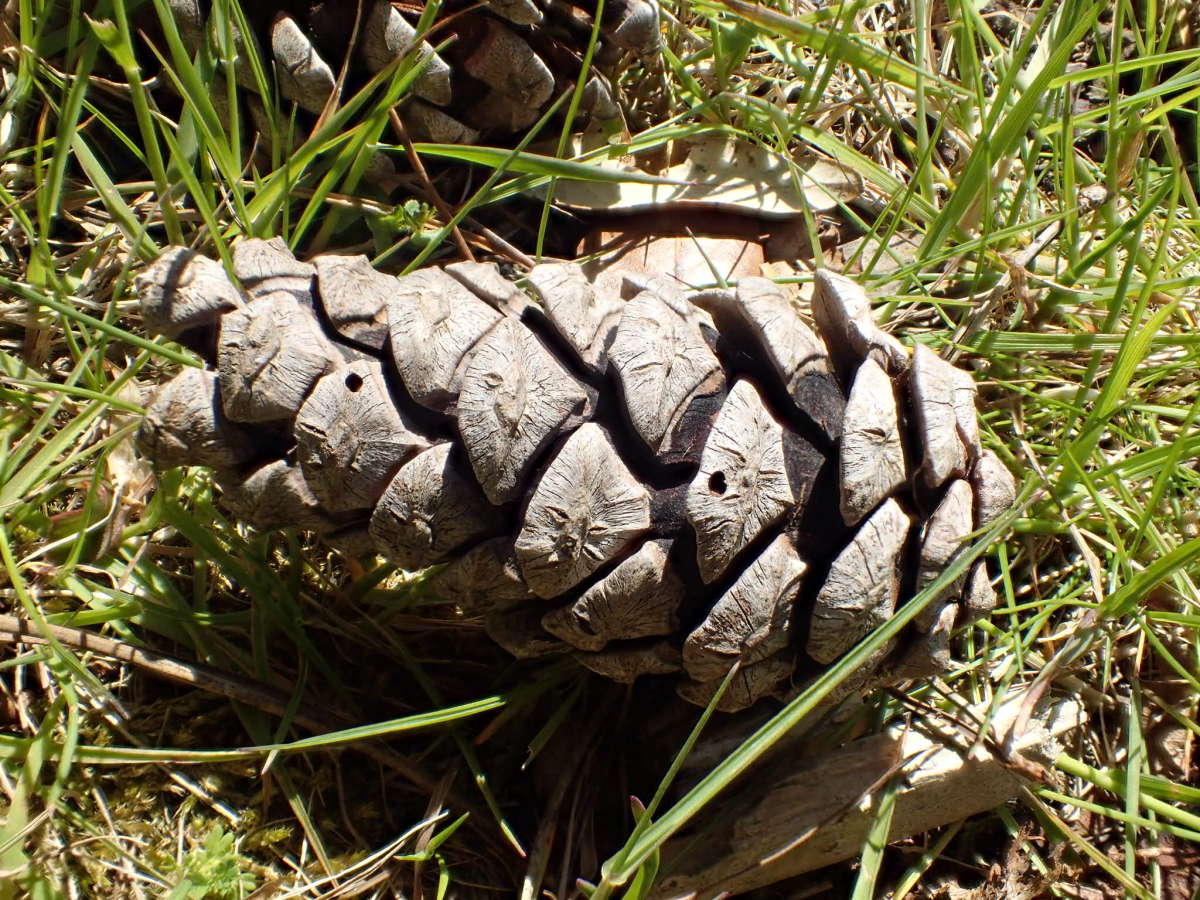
[217,294,342,423]
[609,290,724,459]
[839,357,905,525]
[135,247,244,338]
[686,380,798,584]
[649,694,1085,898]
[457,318,590,504]
[138,243,1017,710]
[542,538,683,651]
[514,423,651,598]
[370,443,503,569]
[312,255,396,350]
[138,368,256,469]
[294,361,431,512]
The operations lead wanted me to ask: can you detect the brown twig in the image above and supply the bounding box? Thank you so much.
[477,225,537,270]
[388,108,476,263]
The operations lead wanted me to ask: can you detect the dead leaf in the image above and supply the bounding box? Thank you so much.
[582,232,766,298]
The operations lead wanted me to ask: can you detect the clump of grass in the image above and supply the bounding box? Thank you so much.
[2,0,1199,897]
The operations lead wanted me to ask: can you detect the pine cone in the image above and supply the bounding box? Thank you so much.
[166,0,659,143]
[135,240,1016,712]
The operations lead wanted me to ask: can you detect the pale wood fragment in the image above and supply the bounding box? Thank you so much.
[650,695,1085,898]
[971,448,1016,529]
[136,247,244,339]
[425,538,534,613]
[677,653,795,713]
[457,318,590,504]
[840,357,906,525]
[271,14,337,114]
[914,479,973,631]
[388,267,503,410]
[294,361,432,512]
[911,344,973,488]
[525,262,624,371]
[541,539,683,651]
[686,380,797,584]
[807,498,912,664]
[683,534,807,682]
[362,0,453,105]
[217,294,342,422]
[138,368,257,469]
[369,443,504,570]
[312,254,396,350]
[219,459,336,533]
[576,641,681,683]
[609,290,724,458]
[463,19,554,109]
[514,423,651,598]
[960,560,999,624]
[811,269,908,375]
[232,237,315,305]
[445,261,534,317]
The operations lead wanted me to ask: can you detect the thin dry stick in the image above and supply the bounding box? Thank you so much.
[388,107,475,262]
[477,224,536,270]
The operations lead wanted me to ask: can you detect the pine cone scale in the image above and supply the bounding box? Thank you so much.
[137,242,1016,711]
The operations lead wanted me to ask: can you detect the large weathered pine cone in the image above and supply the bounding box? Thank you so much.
[167,0,659,144]
[135,240,1016,711]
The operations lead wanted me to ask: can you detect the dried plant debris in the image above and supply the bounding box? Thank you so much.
[136,242,1016,710]
[551,136,862,216]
